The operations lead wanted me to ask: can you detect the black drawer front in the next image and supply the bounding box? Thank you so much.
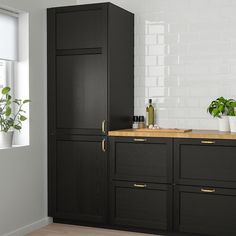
[110,181,172,230]
[110,137,172,183]
[174,185,236,236]
[174,138,236,188]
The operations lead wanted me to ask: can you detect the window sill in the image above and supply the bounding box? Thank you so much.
[0,144,29,150]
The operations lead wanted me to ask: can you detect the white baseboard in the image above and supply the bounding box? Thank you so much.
[3,217,52,236]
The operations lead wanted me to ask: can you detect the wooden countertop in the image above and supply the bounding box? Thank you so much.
[108,129,236,140]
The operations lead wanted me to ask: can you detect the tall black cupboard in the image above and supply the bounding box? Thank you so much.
[47,3,134,224]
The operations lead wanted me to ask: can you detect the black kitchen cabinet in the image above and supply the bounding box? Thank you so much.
[48,3,134,136]
[174,138,236,188]
[56,53,107,133]
[51,136,107,223]
[109,137,173,232]
[110,137,172,183]
[56,6,106,49]
[108,136,236,236]
[47,2,134,224]
[110,181,172,231]
[174,185,236,236]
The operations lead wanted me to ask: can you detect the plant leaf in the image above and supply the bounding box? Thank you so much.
[5,107,11,116]
[2,87,10,95]
[20,115,27,121]
[23,99,31,104]
[14,125,21,130]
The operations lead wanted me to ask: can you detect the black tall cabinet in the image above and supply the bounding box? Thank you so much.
[47,3,134,224]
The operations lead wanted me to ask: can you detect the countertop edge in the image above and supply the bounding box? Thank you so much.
[108,129,236,140]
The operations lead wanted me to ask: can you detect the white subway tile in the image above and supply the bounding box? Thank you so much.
[149,87,169,97]
[169,23,189,33]
[145,77,158,87]
[145,56,157,66]
[188,42,230,54]
[180,33,199,43]
[168,87,190,97]
[148,24,165,34]
[149,66,167,76]
[165,34,179,44]
[145,35,157,45]
[169,44,188,55]
[133,0,236,130]
[148,45,166,55]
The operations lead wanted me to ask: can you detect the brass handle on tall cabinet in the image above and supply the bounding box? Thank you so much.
[201,141,215,144]
[102,120,106,134]
[102,139,106,152]
[201,188,216,193]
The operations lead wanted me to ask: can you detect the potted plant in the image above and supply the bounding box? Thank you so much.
[0,87,30,148]
[207,97,230,131]
[227,99,236,132]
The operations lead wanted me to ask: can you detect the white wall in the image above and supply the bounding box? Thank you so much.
[0,0,76,235]
[78,0,236,130]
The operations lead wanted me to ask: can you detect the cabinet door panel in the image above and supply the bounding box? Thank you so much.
[110,137,172,183]
[56,54,107,134]
[111,181,172,230]
[174,139,236,188]
[56,7,105,49]
[174,186,236,236]
[54,136,107,223]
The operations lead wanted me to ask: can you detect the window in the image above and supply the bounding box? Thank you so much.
[0,60,13,89]
[0,7,30,146]
[0,9,18,94]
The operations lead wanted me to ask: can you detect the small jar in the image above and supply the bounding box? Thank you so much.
[138,116,145,129]
[132,116,139,129]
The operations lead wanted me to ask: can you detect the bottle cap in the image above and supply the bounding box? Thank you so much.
[133,116,139,122]
[149,99,152,104]
[138,116,144,122]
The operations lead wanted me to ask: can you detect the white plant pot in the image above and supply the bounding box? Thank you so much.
[218,116,230,132]
[229,116,236,132]
[0,131,13,148]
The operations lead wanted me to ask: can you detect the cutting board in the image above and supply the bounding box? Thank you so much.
[137,128,192,133]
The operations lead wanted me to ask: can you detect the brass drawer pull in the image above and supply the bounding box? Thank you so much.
[201,141,215,144]
[134,184,147,188]
[101,139,106,152]
[201,188,216,193]
[102,120,106,134]
[134,138,147,142]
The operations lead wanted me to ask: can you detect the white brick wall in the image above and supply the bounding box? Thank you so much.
[78,0,236,129]
[133,0,236,129]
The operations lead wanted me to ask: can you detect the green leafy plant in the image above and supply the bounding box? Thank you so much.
[226,99,236,116]
[207,97,236,118]
[0,87,30,132]
[207,97,228,118]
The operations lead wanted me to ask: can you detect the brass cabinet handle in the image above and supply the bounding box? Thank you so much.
[102,120,106,134]
[134,138,147,142]
[134,184,147,188]
[201,188,216,193]
[102,139,106,152]
[201,141,215,144]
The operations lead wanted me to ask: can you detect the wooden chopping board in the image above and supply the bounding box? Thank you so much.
[137,128,192,133]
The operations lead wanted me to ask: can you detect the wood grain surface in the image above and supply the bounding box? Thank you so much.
[108,129,236,140]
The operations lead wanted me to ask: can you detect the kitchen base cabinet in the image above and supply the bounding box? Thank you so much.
[174,138,236,188]
[49,136,108,224]
[174,185,236,236]
[110,137,172,183]
[110,181,172,231]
